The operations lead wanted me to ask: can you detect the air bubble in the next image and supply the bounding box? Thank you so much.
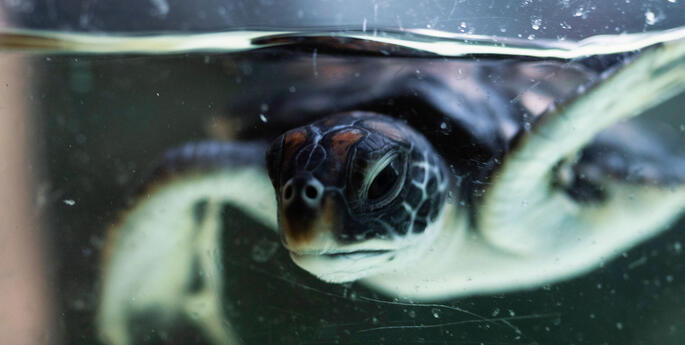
[531,17,542,30]
[573,7,589,19]
[645,10,657,25]
[431,308,440,318]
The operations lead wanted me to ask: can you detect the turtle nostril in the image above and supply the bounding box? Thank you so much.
[304,185,319,200]
[283,176,323,207]
[283,184,294,201]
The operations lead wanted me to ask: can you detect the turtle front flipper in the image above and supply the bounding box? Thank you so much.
[478,39,685,287]
[97,141,276,345]
[565,117,685,200]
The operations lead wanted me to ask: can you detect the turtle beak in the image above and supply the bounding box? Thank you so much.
[278,173,338,251]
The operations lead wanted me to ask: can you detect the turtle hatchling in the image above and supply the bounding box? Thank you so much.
[98,32,685,345]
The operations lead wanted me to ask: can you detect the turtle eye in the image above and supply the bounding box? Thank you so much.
[362,152,406,209]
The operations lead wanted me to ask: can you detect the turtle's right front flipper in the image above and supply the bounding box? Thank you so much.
[97,141,277,345]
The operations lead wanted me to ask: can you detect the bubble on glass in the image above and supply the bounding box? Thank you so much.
[149,0,170,17]
[531,17,542,31]
[573,5,594,19]
[645,10,658,25]
[645,9,665,25]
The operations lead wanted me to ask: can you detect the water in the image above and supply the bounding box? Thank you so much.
[0,28,684,345]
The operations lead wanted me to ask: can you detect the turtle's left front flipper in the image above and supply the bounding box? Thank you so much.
[479,38,685,286]
[97,141,277,345]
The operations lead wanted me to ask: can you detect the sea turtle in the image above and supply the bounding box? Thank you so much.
[97,34,685,345]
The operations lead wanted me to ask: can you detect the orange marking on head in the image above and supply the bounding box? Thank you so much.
[279,208,310,244]
[330,129,363,162]
[318,195,337,229]
[283,129,307,163]
[362,119,407,142]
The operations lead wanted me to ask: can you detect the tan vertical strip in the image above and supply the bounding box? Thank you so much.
[0,53,55,344]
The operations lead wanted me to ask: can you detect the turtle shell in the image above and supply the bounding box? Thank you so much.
[222,45,680,200]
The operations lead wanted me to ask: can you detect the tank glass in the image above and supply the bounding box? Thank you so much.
[0,2,683,345]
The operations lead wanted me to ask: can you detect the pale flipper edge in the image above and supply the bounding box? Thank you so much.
[97,141,277,345]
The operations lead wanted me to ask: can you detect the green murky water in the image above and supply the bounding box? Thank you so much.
[4,28,684,344]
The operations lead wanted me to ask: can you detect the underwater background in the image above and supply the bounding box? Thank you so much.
[0,1,683,344]
[31,52,684,345]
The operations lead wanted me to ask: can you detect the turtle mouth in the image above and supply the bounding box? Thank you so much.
[322,249,392,258]
[290,249,392,259]
[289,247,400,283]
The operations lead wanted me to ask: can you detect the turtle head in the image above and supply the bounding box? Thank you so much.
[266,112,451,283]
